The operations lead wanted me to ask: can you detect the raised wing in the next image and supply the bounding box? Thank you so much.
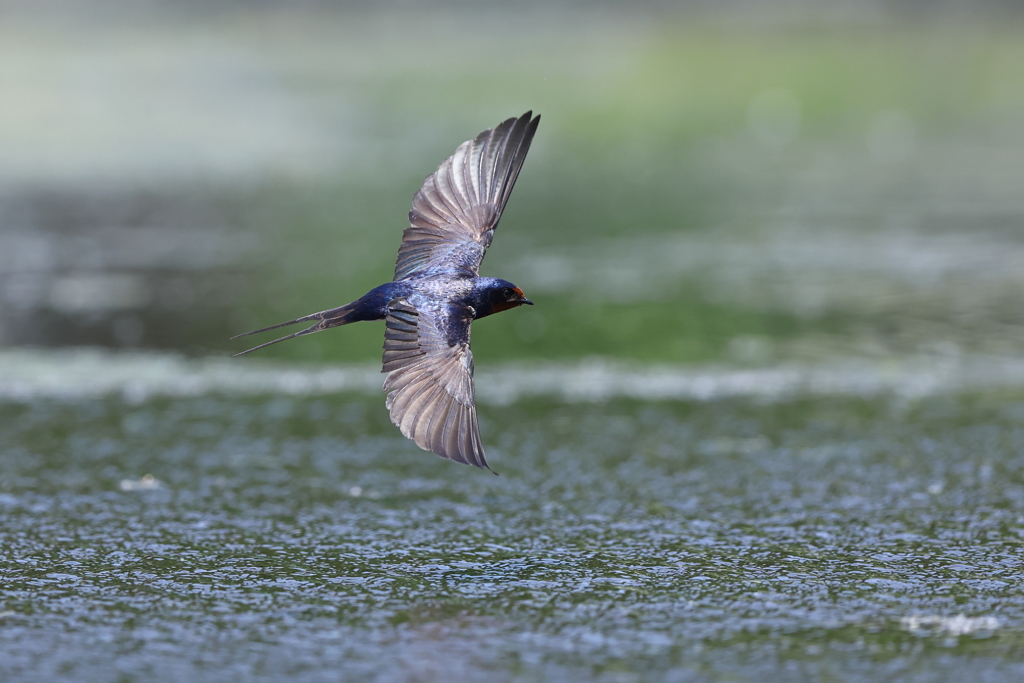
[381,298,490,470]
[394,111,540,281]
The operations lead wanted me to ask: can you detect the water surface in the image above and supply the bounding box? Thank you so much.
[3,353,1023,682]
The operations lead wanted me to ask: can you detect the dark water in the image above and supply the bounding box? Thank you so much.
[3,374,1024,682]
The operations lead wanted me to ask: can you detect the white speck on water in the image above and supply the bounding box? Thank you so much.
[900,614,1000,637]
[119,473,161,491]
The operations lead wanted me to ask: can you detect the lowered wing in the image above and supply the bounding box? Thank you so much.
[381,298,490,470]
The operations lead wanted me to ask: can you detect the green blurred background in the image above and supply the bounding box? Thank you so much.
[1,0,1023,367]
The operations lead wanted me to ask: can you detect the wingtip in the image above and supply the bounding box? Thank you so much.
[504,111,538,130]
[471,458,497,474]
[475,453,495,473]
[520,110,539,125]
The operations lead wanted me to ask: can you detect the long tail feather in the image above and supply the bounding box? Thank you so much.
[229,312,322,340]
[232,322,322,357]
[230,303,357,356]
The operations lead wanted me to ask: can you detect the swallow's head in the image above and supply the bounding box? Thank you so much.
[473,278,534,318]
[499,284,534,308]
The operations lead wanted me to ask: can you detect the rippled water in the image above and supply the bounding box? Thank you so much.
[3,352,1024,682]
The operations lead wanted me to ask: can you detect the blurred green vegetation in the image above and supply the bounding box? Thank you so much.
[212,16,1024,364]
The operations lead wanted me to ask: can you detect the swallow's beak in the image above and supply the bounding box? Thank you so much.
[520,297,534,306]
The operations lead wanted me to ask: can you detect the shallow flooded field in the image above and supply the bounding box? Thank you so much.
[3,353,1024,682]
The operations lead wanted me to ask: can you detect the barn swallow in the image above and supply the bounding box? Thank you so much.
[232,112,540,471]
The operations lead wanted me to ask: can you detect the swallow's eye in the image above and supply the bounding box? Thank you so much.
[502,288,515,300]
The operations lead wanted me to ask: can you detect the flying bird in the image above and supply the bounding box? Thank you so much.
[232,112,540,471]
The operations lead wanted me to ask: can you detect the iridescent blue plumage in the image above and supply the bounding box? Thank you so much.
[232,112,540,471]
